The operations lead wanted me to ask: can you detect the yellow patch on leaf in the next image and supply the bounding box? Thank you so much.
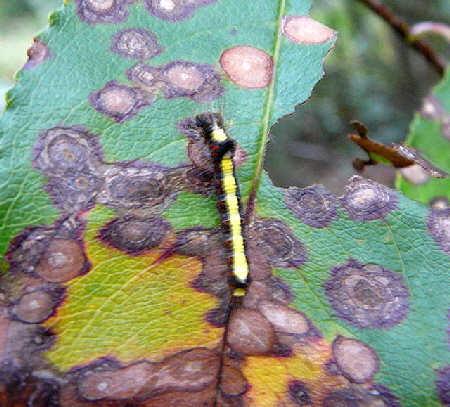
[243,340,345,404]
[44,207,222,371]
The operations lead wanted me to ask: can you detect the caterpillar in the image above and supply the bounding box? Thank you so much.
[195,112,249,297]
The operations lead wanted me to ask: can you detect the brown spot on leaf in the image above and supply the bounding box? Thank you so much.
[79,363,151,400]
[227,308,275,355]
[187,138,215,173]
[282,15,336,43]
[111,28,163,60]
[161,60,223,103]
[7,227,56,276]
[127,61,223,103]
[288,380,312,405]
[144,0,217,22]
[324,259,410,329]
[332,336,379,384]
[0,317,55,375]
[285,185,339,228]
[35,238,87,282]
[0,363,60,407]
[175,227,218,257]
[341,176,398,221]
[244,277,294,309]
[146,347,221,395]
[89,80,152,123]
[183,167,215,195]
[126,62,163,94]
[220,46,273,89]
[266,276,295,304]
[191,270,229,307]
[98,216,171,254]
[34,127,103,212]
[34,127,102,174]
[220,365,248,397]
[200,242,230,284]
[78,348,220,401]
[400,164,430,185]
[74,0,129,25]
[7,218,87,282]
[99,163,176,214]
[420,94,445,120]
[145,387,216,406]
[11,289,62,324]
[323,383,400,406]
[436,366,450,405]
[249,218,307,267]
[205,299,230,327]
[429,196,450,209]
[241,280,271,309]
[165,61,204,93]
[427,208,450,255]
[46,169,103,213]
[258,302,310,335]
[246,249,272,282]
[23,39,51,70]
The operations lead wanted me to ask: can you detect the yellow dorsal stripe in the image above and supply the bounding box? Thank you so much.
[220,156,249,285]
[196,112,249,296]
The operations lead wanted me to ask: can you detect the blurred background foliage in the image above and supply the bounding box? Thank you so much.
[1,0,449,195]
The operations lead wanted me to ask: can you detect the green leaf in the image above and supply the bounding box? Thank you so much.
[1,0,449,405]
[397,67,450,205]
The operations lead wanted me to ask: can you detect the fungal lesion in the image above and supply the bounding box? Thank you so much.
[1,215,87,390]
[220,46,274,89]
[427,206,450,255]
[23,39,51,70]
[76,348,222,402]
[7,216,90,284]
[90,60,223,122]
[88,81,152,123]
[10,287,64,324]
[341,175,399,221]
[86,9,227,121]
[110,28,163,60]
[125,60,224,105]
[322,383,400,406]
[331,336,380,384]
[98,215,172,255]
[282,15,337,44]
[436,366,450,405]
[74,0,129,25]
[284,184,339,228]
[144,0,218,22]
[33,124,183,217]
[287,380,312,405]
[324,259,410,329]
[420,94,450,141]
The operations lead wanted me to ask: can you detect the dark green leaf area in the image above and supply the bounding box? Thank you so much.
[398,68,450,204]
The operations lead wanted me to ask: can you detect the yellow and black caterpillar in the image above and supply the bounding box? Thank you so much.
[196,112,249,297]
